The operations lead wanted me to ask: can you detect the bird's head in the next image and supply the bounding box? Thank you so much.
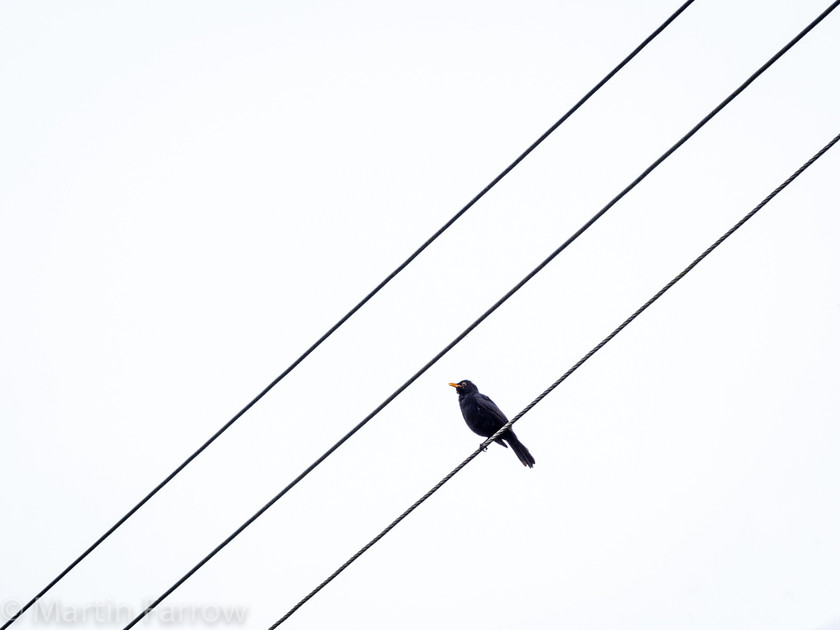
[449,380,478,395]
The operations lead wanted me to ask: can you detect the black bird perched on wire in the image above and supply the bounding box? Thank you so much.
[449,380,535,468]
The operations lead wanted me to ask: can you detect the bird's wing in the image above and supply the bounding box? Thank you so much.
[475,393,510,426]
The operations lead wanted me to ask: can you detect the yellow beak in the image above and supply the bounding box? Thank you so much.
[448,382,460,388]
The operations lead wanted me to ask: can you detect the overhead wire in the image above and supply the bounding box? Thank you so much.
[269,128,840,628]
[0,2,698,628]
[118,3,840,628]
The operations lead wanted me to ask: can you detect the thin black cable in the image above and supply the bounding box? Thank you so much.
[270,130,840,628]
[120,4,839,628]
[0,4,697,629]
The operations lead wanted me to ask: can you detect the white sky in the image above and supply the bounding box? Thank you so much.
[2,1,839,629]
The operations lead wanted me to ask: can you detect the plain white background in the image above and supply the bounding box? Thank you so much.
[2,1,839,628]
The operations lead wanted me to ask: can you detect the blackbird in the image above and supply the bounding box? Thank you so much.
[449,380,535,468]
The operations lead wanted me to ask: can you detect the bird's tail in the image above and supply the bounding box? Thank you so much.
[504,431,535,468]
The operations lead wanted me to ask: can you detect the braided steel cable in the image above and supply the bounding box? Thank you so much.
[270,129,840,628]
[124,5,840,628]
[122,3,839,627]
[0,3,699,629]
